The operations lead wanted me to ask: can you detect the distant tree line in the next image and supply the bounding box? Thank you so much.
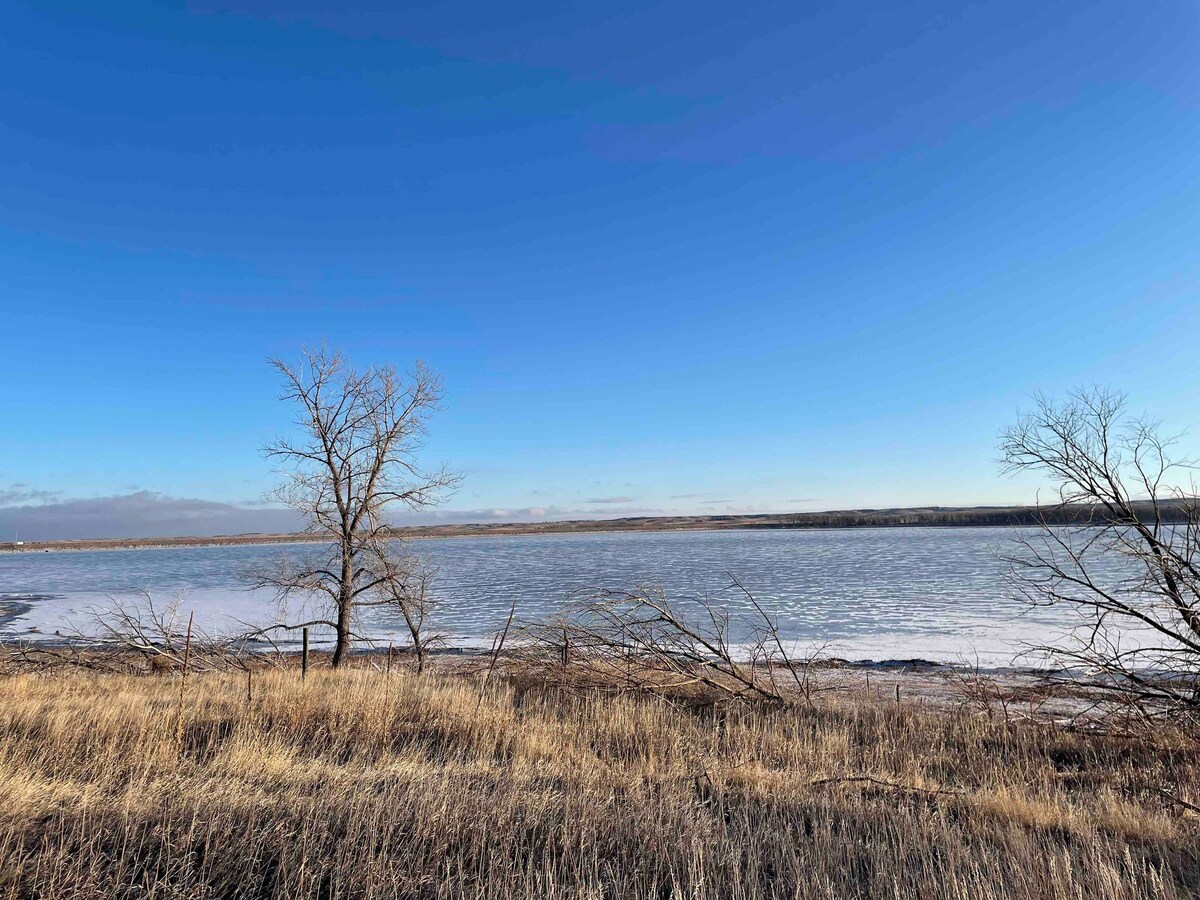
[774,500,1193,529]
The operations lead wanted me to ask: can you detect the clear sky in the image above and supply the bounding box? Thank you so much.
[2,1,1199,538]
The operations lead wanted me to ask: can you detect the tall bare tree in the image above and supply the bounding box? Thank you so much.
[1000,387,1200,720]
[251,348,458,667]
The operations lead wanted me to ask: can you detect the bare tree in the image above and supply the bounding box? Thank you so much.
[1000,387,1200,721]
[249,347,458,667]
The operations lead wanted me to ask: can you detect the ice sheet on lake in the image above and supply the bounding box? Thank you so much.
[0,528,1111,668]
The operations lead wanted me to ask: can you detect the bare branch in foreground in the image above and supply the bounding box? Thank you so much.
[497,583,828,708]
[1000,387,1200,724]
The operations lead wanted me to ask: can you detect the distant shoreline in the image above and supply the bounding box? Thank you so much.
[1,501,1188,553]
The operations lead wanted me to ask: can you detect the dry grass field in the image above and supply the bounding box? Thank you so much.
[0,666,1198,899]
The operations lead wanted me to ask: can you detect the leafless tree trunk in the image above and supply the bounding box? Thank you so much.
[1000,387,1200,722]
[247,347,458,667]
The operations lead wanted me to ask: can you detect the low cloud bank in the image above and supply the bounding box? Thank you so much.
[0,489,791,542]
[0,491,306,541]
[390,504,665,526]
[0,492,676,542]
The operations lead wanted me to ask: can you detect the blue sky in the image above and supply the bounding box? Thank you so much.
[2,1,1199,538]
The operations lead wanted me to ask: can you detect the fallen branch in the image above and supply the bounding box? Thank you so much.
[807,775,963,797]
[1157,788,1200,815]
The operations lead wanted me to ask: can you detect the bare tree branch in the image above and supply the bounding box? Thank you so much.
[501,584,827,708]
[1000,387,1200,723]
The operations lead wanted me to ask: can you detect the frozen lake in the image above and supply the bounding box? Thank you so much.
[0,527,1081,665]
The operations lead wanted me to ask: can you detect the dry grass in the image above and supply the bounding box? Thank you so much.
[0,667,1198,899]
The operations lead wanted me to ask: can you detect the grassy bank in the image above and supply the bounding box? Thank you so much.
[0,668,1197,899]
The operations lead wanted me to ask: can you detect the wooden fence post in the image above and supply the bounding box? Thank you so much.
[174,612,195,758]
[301,627,309,681]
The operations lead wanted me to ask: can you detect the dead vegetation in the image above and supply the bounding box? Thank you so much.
[496,583,830,709]
[0,660,1197,900]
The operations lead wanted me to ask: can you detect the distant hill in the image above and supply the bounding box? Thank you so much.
[2,500,1193,552]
